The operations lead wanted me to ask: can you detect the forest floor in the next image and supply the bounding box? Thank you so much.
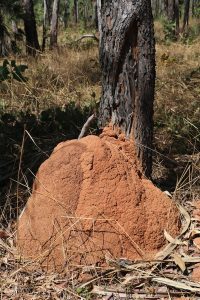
[0,22,200,299]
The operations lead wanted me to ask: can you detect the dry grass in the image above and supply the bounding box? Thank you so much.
[152,22,200,191]
[0,46,101,115]
[155,36,200,149]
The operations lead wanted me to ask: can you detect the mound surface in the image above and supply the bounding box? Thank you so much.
[17,127,180,271]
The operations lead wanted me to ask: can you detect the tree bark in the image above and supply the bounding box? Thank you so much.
[92,0,98,29]
[44,0,51,26]
[63,0,70,29]
[22,0,40,56]
[98,0,155,178]
[182,0,190,31]
[74,0,79,23]
[175,0,180,34]
[42,0,51,51]
[96,0,102,41]
[0,13,10,56]
[164,0,169,16]
[192,0,195,16]
[49,0,60,49]
[168,0,176,21]
[167,0,180,35]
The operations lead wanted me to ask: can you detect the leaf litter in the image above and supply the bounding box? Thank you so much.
[1,200,200,299]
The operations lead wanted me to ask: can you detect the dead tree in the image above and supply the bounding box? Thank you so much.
[22,0,40,56]
[98,0,155,178]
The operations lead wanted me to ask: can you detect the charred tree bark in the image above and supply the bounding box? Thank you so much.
[49,0,60,49]
[98,0,155,178]
[22,0,40,56]
[182,0,190,31]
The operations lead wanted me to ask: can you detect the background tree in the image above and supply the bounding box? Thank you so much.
[98,0,155,178]
[167,0,180,34]
[74,0,79,23]
[0,14,10,57]
[42,0,51,51]
[92,0,98,29]
[49,0,60,49]
[22,0,40,56]
[0,0,21,56]
[182,0,191,31]
[63,0,70,28]
[192,0,200,17]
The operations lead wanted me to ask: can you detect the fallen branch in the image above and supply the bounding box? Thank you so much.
[78,114,96,139]
[91,285,194,299]
[73,34,99,43]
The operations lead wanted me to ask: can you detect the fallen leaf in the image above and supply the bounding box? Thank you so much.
[152,277,200,292]
[172,253,186,273]
[164,230,182,245]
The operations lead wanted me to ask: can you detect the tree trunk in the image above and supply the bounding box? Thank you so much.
[182,0,190,31]
[98,1,155,178]
[44,0,51,26]
[63,0,70,29]
[151,0,157,17]
[42,0,51,51]
[92,0,98,29]
[192,0,195,16]
[83,0,88,28]
[96,0,102,37]
[74,0,79,23]
[49,0,60,49]
[164,0,169,16]
[168,0,176,20]
[167,0,180,35]
[175,0,180,33]
[0,13,10,56]
[22,0,40,56]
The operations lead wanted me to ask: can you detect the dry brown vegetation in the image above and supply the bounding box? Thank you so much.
[0,21,200,299]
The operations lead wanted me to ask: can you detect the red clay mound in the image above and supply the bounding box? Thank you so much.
[17,127,180,271]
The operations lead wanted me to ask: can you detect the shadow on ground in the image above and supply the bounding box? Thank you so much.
[0,102,99,223]
[0,101,199,224]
